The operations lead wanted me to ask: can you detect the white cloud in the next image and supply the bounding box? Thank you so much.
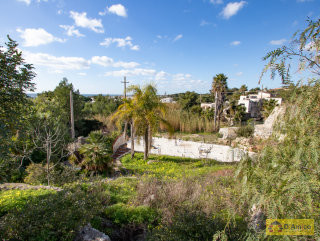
[70,11,104,33]
[78,72,87,76]
[155,71,168,81]
[16,0,48,5]
[236,72,243,76]
[221,1,247,19]
[23,51,90,71]
[270,39,287,45]
[173,73,192,81]
[104,68,156,77]
[60,25,84,37]
[91,56,139,68]
[16,28,65,47]
[230,40,241,46]
[173,34,183,42]
[100,4,127,17]
[210,0,223,4]
[17,0,31,5]
[100,36,140,51]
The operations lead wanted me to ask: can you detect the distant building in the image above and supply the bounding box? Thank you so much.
[238,91,282,118]
[161,97,176,103]
[201,103,215,110]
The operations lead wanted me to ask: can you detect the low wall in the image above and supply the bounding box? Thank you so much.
[128,137,256,162]
[113,133,126,153]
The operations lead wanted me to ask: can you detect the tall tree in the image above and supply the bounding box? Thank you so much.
[0,36,36,157]
[34,78,85,138]
[211,74,228,131]
[113,84,173,160]
[112,98,136,158]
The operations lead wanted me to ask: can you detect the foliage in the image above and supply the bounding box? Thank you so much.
[260,17,320,84]
[115,84,173,160]
[235,81,320,239]
[24,163,79,186]
[104,203,158,226]
[0,184,109,241]
[161,103,216,133]
[211,73,228,131]
[84,95,122,117]
[104,177,139,205]
[121,153,233,180]
[34,78,86,138]
[0,36,35,155]
[139,176,247,241]
[178,91,199,111]
[236,125,254,138]
[78,130,114,173]
[0,189,55,217]
[262,98,278,119]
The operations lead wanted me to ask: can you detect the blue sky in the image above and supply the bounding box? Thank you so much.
[0,0,319,94]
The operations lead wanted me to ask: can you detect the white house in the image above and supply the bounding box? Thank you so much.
[200,103,215,110]
[160,97,176,103]
[238,91,282,118]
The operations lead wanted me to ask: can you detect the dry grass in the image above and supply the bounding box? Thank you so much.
[134,172,242,223]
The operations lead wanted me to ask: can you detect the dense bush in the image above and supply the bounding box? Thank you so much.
[78,130,116,173]
[104,203,158,226]
[236,125,254,138]
[236,81,320,239]
[0,184,109,241]
[0,189,55,217]
[24,163,79,186]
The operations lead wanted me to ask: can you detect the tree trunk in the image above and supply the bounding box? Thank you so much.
[214,91,218,131]
[144,126,149,160]
[131,121,135,159]
[124,122,128,140]
[148,125,152,151]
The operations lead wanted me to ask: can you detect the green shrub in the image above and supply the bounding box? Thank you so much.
[0,189,55,217]
[0,184,109,241]
[236,82,320,239]
[104,177,138,204]
[78,130,115,173]
[104,203,158,226]
[236,125,254,138]
[24,163,79,186]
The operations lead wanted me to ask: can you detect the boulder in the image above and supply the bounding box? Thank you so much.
[74,224,111,241]
[219,127,238,140]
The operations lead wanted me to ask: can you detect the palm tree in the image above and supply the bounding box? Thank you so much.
[115,84,173,160]
[211,74,228,131]
[111,98,136,158]
[78,131,113,173]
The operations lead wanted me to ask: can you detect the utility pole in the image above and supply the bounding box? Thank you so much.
[121,76,129,99]
[70,90,75,139]
[121,76,129,140]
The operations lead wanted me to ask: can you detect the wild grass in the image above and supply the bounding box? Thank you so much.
[0,189,56,217]
[121,153,234,180]
[160,104,215,133]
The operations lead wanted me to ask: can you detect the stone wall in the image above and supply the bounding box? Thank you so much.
[254,105,285,139]
[128,137,256,162]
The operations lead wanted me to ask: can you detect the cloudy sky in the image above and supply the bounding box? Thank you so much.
[1,0,318,94]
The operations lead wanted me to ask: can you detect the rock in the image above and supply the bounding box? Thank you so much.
[254,106,286,139]
[219,127,238,140]
[74,224,111,241]
[248,204,266,232]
